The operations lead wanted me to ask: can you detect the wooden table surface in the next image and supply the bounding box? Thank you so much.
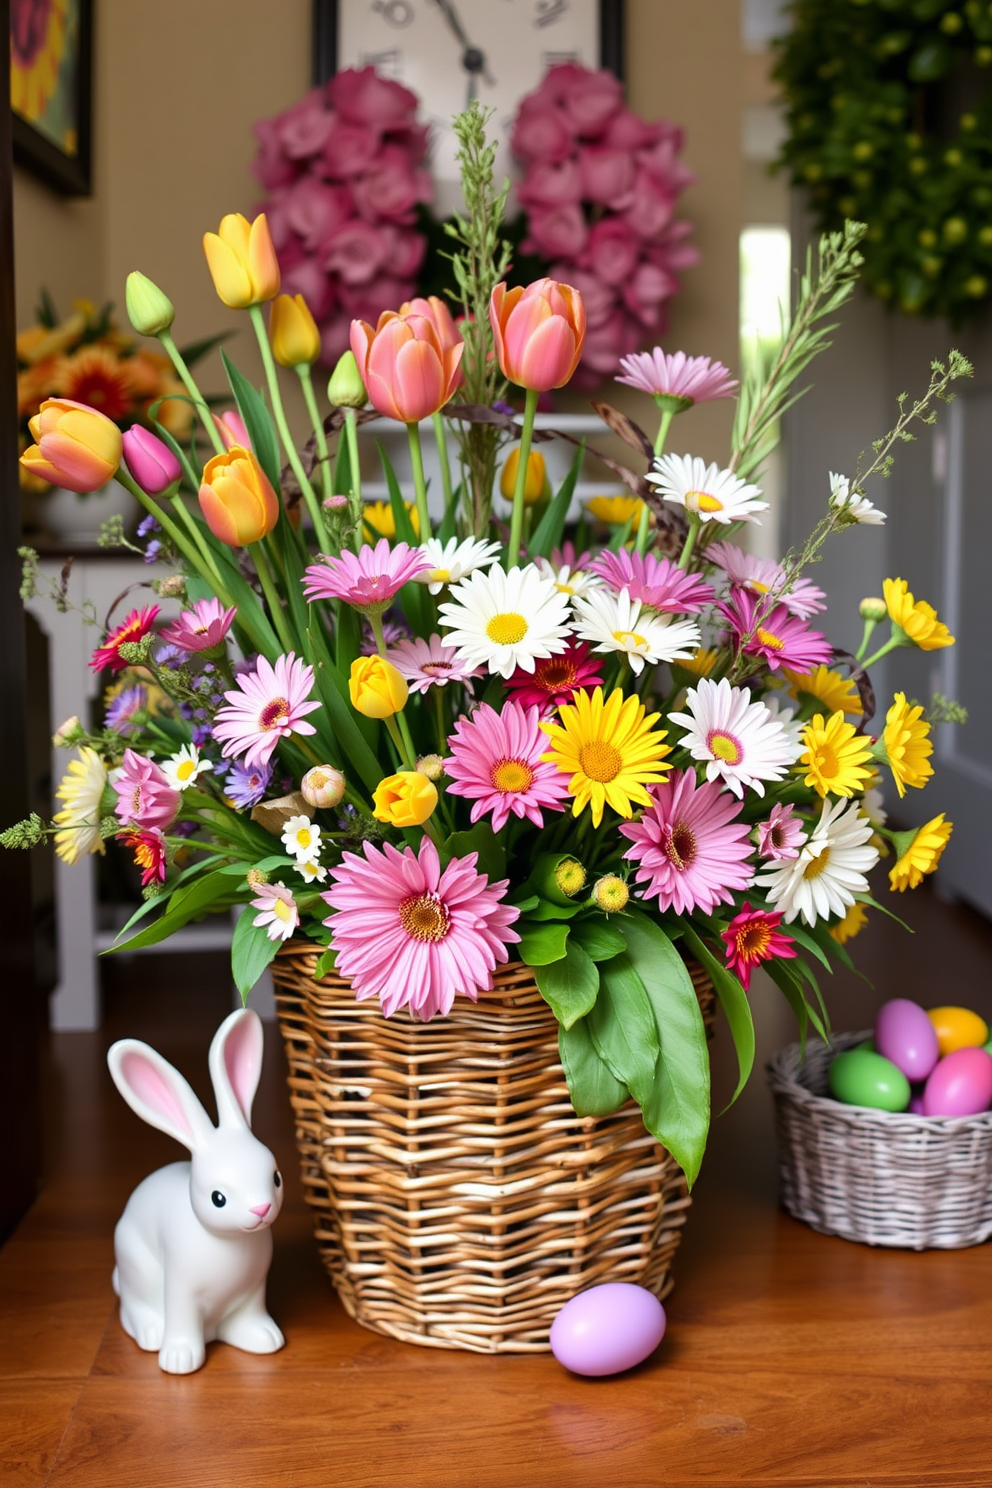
[3,886,991,1488]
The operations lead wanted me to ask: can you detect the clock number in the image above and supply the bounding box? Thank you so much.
[535,0,569,26]
[359,47,404,76]
[372,0,414,26]
[542,48,581,67]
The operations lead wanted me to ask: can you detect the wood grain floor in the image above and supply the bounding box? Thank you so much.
[2,886,991,1488]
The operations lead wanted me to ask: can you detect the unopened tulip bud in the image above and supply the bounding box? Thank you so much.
[348,655,408,718]
[593,875,629,913]
[301,765,346,809]
[500,446,547,506]
[270,293,321,368]
[327,350,367,409]
[122,426,181,495]
[859,596,887,621]
[214,410,252,451]
[372,771,438,828]
[125,271,175,337]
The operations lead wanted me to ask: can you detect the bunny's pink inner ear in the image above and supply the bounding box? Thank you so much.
[223,1014,262,1124]
[121,1051,194,1141]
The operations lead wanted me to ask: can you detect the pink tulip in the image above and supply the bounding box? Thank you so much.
[399,296,464,390]
[489,278,586,392]
[213,410,252,451]
[517,158,582,209]
[321,121,380,180]
[330,67,418,129]
[524,204,589,262]
[579,145,636,208]
[585,217,641,286]
[122,426,181,495]
[351,308,463,423]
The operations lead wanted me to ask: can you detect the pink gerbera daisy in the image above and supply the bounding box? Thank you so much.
[212,652,320,769]
[550,541,592,572]
[718,589,833,674]
[615,349,738,406]
[125,827,168,887]
[386,633,483,694]
[322,836,520,1021]
[302,538,429,613]
[756,802,805,862]
[588,549,715,614]
[445,701,570,831]
[158,597,237,653]
[251,882,300,943]
[89,605,160,673]
[113,749,181,831]
[706,541,826,620]
[619,769,754,915]
[721,902,796,991]
[504,640,604,711]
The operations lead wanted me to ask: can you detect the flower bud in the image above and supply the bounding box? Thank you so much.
[415,754,445,781]
[593,875,629,913]
[122,426,181,495]
[198,446,279,546]
[500,446,547,506]
[859,596,888,621]
[528,851,586,906]
[323,493,350,511]
[52,716,83,748]
[125,271,175,337]
[21,398,122,493]
[301,765,346,809]
[214,410,252,451]
[203,212,280,309]
[348,655,408,718]
[270,293,321,368]
[372,770,438,828]
[155,575,186,598]
[246,868,269,888]
[327,350,368,409]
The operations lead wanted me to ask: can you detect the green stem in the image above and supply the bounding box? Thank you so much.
[345,410,363,553]
[433,685,448,754]
[634,502,651,557]
[384,713,415,771]
[115,469,221,594]
[298,365,331,502]
[406,420,431,542]
[249,541,295,653]
[507,387,540,566]
[165,495,229,593]
[861,634,904,671]
[158,330,226,456]
[653,405,675,458]
[432,410,454,516]
[677,512,701,571]
[856,616,879,663]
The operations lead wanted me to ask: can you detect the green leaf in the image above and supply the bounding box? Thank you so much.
[589,953,659,1104]
[558,1017,629,1117]
[379,442,431,635]
[683,926,755,1111]
[442,823,506,883]
[438,478,461,544]
[231,907,281,1003]
[518,920,570,966]
[110,853,227,938]
[781,919,834,972]
[509,893,539,913]
[524,896,584,921]
[315,653,384,791]
[220,348,282,493]
[314,946,337,980]
[571,917,626,962]
[765,958,809,1055]
[528,444,583,560]
[534,939,599,1029]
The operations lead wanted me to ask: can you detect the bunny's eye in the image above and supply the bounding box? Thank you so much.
[273,1171,282,1189]
[211,1190,227,1208]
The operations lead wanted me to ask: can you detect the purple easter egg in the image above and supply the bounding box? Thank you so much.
[875,998,940,1082]
[550,1283,666,1377]
[922,1047,992,1117]
[908,1093,925,1115]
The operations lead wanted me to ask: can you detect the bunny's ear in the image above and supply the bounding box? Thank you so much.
[208,1009,264,1130]
[107,1039,214,1152]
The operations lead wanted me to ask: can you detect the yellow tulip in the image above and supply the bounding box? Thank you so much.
[198,446,280,546]
[20,398,122,492]
[202,212,281,310]
[372,771,438,827]
[270,293,321,368]
[500,446,547,506]
[348,655,408,718]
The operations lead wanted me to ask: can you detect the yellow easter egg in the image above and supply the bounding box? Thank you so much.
[927,1005,989,1057]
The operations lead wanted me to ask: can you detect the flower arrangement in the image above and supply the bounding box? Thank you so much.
[7,112,971,1186]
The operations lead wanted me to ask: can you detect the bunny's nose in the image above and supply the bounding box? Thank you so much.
[250,1202,271,1218]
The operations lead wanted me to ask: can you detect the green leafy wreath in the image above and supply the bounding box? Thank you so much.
[774,0,992,320]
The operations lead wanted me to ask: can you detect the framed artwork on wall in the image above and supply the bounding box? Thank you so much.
[10,0,93,195]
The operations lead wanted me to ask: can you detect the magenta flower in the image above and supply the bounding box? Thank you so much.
[302,539,430,613]
[620,769,753,915]
[588,549,715,614]
[707,541,826,620]
[445,701,570,832]
[323,836,520,1022]
[721,903,797,991]
[504,640,604,712]
[122,427,181,495]
[386,634,482,694]
[615,349,738,406]
[125,827,168,888]
[756,803,805,862]
[89,606,160,674]
[718,590,833,674]
[550,542,592,572]
[113,749,181,831]
[158,597,237,654]
[212,653,321,769]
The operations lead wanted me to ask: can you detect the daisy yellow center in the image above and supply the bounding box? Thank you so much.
[134,841,157,871]
[756,627,785,652]
[491,758,534,794]
[177,760,197,782]
[429,568,451,583]
[486,612,528,646]
[295,828,313,850]
[613,629,648,649]
[398,891,451,943]
[556,582,577,595]
[193,624,210,635]
[688,489,723,513]
[578,740,623,783]
[736,921,772,958]
[707,729,743,765]
[812,742,839,777]
[662,821,697,871]
[259,697,290,730]
[748,579,770,594]
[803,846,831,880]
[272,898,293,923]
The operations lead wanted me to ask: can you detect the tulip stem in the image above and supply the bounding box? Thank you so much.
[384,713,416,771]
[406,421,431,541]
[158,331,227,457]
[677,511,701,571]
[249,541,295,654]
[115,468,229,601]
[344,410,363,553]
[248,305,331,554]
[432,411,454,516]
[508,387,539,566]
[369,613,419,766]
[298,365,331,502]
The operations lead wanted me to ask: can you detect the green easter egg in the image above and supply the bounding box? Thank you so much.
[828,1048,911,1112]
[983,1038,992,1057]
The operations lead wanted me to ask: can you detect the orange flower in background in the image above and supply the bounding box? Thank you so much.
[203,213,281,309]
[53,347,135,423]
[199,446,280,546]
[16,311,86,365]
[489,278,586,391]
[350,308,464,424]
[21,397,123,492]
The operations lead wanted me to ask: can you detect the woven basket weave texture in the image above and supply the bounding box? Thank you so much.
[768,1031,992,1250]
[273,944,715,1353]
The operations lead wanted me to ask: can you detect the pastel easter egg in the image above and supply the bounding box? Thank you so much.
[828,1047,911,1112]
[922,1047,992,1117]
[927,1006,989,1058]
[908,1093,925,1114]
[550,1283,666,1377]
[875,999,940,1081]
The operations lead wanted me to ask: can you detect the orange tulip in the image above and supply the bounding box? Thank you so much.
[20,397,122,492]
[489,278,586,391]
[350,308,464,424]
[202,212,281,309]
[398,295,464,390]
[198,446,279,546]
[270,293,321,367]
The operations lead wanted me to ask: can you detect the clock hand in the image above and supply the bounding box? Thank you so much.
[429,0,495,86]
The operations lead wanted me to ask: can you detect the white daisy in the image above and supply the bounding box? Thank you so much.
[571,587,700,675]
[414,536,502,594]
[755,797,880,926]
[828,471,886,526]
[668,676,798,798]
[761,695,805,760]
[648,453,768,525]
[535,557,602,600]
[160,743,214,791]
[438,563,573,680]
[281,813,322,864]
[250,882,300,944]
[297,858,328,885]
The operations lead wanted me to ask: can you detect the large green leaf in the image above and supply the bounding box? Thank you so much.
[231,907,281,1003]
[518,920,570,966]
[534,939,599,1029]
[107,869,239,954]
[683,926,755,1110]
[589,953,659,1105]
[220,348,282,493]
[379,442,431,634]
[442,823,506,883]
[527,444,583,560]
[315,653,385,792]
[525,896,584,922]
[571,917,626,962]
[558,1018,629,1117]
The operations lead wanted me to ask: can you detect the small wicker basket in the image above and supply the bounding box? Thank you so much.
[768,1031,992,1250]
[273,942,715,1353]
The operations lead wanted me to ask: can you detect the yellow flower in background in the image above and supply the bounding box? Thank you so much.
[10,0,66,123]
[270,294,321,368]
[349,655,408,718]
[784,665,863,718]
[203,212,281,309]
[17,310,86,366]
[372,771,438,827]
[362,499,419,541]
[675,647,719,678]
[540,686,671,828]
[585,494,650,527]
[882,693,933,798]
[889,815,952,892]
[883,578,955,651]
[799,711,874,798]
[829,902,869,944]
[53,748,107,865]
[500,447,547,506]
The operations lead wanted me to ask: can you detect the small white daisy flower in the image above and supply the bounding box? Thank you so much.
[668,676,798,798]
[648,453,768,525]
[755,797,880,926]
[571,587,701,675]
[534,557,602,600]
[161,743,214,791]
[250,882,300,943]
[281,813,322,864]
[829,471,886,526]
[414,536,502,594]
[297,858,328,885]
[438,562,573,680]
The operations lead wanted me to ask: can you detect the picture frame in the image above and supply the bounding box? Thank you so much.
[10,0,93,196]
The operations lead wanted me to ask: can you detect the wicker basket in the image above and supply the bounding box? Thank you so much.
[273,942,715,1353]
[768,1031,992,1250]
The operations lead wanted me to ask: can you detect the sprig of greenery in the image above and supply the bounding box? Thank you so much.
[18,546,98,621]
[922,693,968,727]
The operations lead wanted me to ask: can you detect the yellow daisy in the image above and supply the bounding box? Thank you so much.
[829,902,869,944]
[798,711,874,798]
[53,748,108,865]
[784,665,862,717]
[889,814,952,892]
[362,499,419,541]
[883,578,954,651]
[882,693,933,798]
[674,647,719,678]
[540,686,671,828]
[584,495,650,527]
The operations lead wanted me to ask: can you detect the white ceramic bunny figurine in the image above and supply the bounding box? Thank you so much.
[107,1007,285,1375]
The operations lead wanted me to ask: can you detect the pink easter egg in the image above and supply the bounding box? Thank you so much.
[875,998,940,1082]
[550,1283,666,1377]
[922,1047,992,1117]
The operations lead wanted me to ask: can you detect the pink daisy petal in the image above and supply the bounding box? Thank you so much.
[756,802,805,862]
[718,589,833,673]
[620,769,754,915]
[158,597,237,653]
[707,541,826,620]
[212,652,321,769]
[721,901,796,991]
[615,349,738,404]
[386,633,483,694]
[302,538,430,612]
[588,548,715,614]
[504,640,604,712]
[445,700,571,833]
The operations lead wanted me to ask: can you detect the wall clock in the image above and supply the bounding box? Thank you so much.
[314,1,624,211]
